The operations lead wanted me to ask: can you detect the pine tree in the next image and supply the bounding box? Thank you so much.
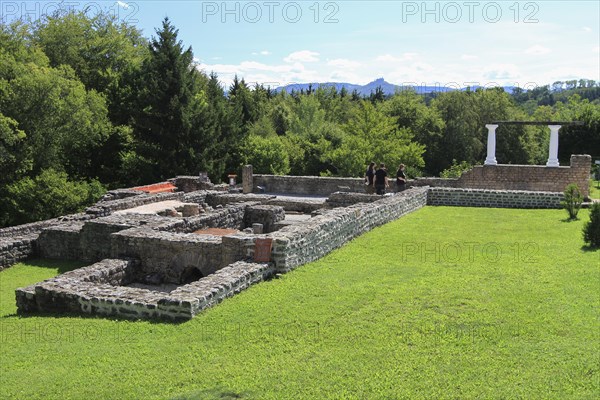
[132,17,197,182]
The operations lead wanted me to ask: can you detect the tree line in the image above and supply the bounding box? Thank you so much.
[1,12,599,227]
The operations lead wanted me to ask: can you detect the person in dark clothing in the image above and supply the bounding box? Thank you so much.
[396,164,407,192]
[365,162,375,194]
[374,162,388,195]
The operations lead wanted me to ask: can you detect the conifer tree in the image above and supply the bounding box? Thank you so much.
[132,17,197,182]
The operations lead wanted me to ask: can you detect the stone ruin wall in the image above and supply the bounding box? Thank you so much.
[258,188,429,273]
[252,155,591,198]
[411,155,592,197]
[252,174,366,196]
[2,159,590,321]
[17,259,275,321]
[427,188,564,208]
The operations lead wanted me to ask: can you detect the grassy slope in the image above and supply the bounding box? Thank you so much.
[0,207,598,399]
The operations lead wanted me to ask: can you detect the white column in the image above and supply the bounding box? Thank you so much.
[546,125,561,167]
[484,124,498,165]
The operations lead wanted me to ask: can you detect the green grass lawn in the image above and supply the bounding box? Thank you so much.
[1,207,598,399]
[590,179,600,199]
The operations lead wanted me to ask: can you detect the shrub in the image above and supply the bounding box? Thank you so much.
[440,159,473,178]
[0,169,105,227]
[583,202,600,248]
[562,183,583,220]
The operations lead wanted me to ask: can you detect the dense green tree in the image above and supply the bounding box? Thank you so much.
[430,91,481,173]
[381,90,445,174]
[241,134,290,175]
[34,12,147,94]
[130,17,200,182]
[0,60,112,179]
[554,95,600,162]
[0,113,30,185]
[1,169,104,227]
[329,100,425,176]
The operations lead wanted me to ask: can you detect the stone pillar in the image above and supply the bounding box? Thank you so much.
[242,165,253,194]
[546,125,561,167]
[484,124,498,166]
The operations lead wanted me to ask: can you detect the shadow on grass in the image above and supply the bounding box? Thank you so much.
[170,388,253,400]
[560,218,580,223]
[1,309,189,325]
[20,258,87,274]
[580,245,599,252]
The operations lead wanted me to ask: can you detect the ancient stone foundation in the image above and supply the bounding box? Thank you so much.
[412,155,592,198]
[262,188,429,272]
[3,157,592,321]
[17,259,274,321]
[427,188,564,208]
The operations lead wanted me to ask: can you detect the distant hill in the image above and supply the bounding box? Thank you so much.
[275,78,516,96]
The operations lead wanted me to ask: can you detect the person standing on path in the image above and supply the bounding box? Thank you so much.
[374,162,389,195]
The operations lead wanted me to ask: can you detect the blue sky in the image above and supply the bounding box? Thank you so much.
[4,1,599,88]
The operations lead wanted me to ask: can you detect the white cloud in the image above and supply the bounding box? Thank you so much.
[524,45,551,55]
[461,54,478,60]
[375,53,420,63]
[197,58,322,88]
[582,26,592,32]
[115,1,129,9]
[402,52,418,61]
[260,50,271,56]
[284,50,319,63]
[326,58,361,69]
[593,46,600,53]
[375,54,398,63]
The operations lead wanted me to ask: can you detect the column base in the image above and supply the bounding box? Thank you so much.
[546,159,560,167]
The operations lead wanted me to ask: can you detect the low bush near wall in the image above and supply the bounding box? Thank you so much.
[583,202,600,248]
[562,183,583,220]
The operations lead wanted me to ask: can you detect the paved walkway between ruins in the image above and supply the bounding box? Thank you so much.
[266,193,328,202]
[113,200,185,215]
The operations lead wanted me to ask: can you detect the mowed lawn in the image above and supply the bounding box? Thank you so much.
[591,179,600,199]
[0,207,598,399]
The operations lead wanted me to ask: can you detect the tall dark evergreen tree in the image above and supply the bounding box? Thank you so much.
[131,18,198,182]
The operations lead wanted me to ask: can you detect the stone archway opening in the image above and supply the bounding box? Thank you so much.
[180,266,204,284]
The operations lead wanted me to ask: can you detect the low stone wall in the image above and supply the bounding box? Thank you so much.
[37,223,85,261]
[325,192,384,208]
[173,202,255,233]
[265,197,325,213]
[16,259,138,313]
[170,176,217,193]
[410,177,458,188]
[244,205,286,233]
[0,213,91,238]
[37,203,254,267]
[205,192,276,207]
[110,228,240,283]
[253,175,365,196]
[0,235,38,271]
[262,187,429,272]
[17,259,274,321]
[427,188,564,208]
[412,155,591,197]
[85,192,185,217]
[0,213,96,270]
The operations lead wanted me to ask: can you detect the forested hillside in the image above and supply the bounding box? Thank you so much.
[1,12,599,227]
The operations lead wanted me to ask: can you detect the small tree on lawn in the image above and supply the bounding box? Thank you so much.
[583,202,600,248]
[562,184,583,220]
